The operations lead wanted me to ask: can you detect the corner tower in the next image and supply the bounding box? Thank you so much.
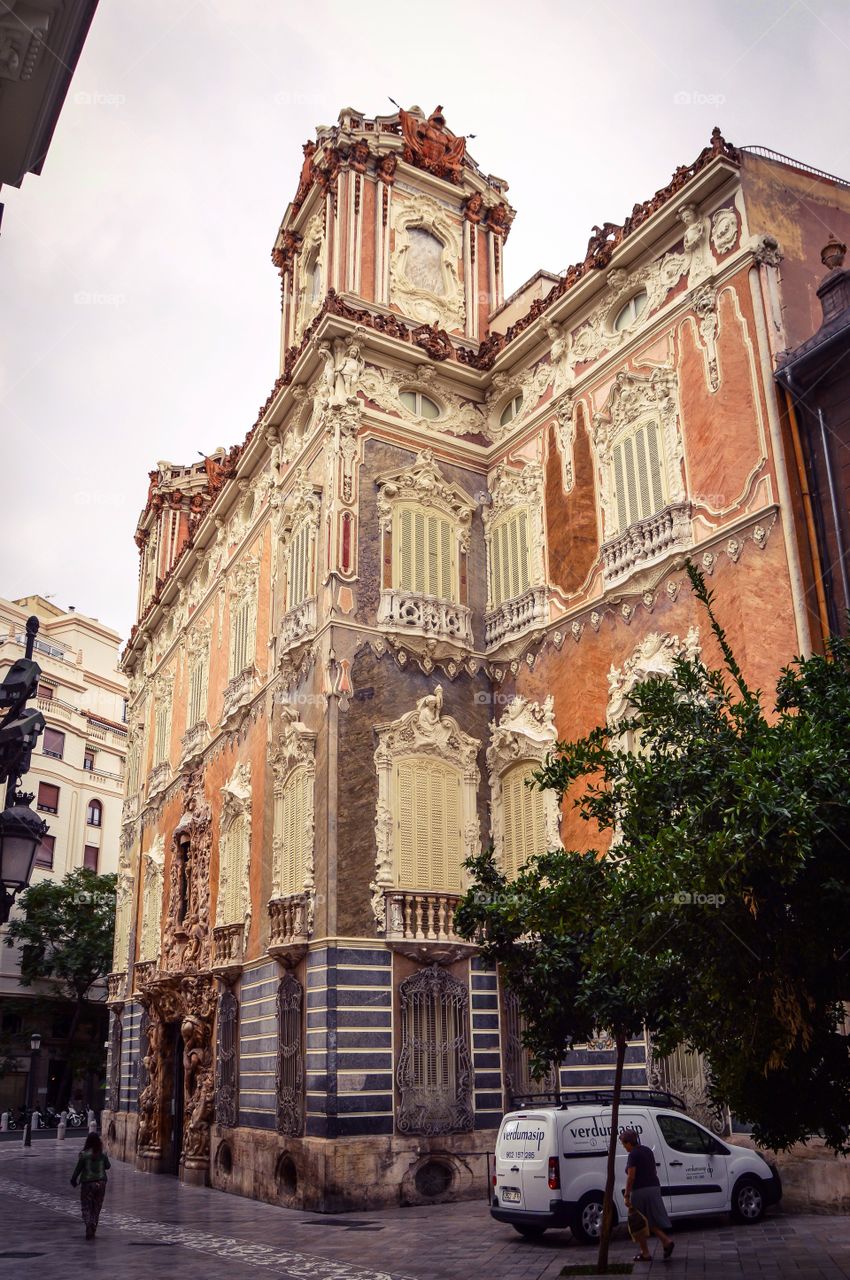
[272,105,513,366]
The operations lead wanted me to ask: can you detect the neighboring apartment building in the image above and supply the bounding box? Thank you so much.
[104,107,850,1210]
[0,594,127,1111]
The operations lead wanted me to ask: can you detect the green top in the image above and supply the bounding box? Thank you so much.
[71,1150,111,1185]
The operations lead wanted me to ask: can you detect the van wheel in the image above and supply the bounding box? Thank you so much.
[573,1192,609,1244]
[731,1176,765,1224]
[512,1225,547,1239]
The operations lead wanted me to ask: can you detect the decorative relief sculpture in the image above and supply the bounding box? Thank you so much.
[398,105,466,182]
[555,397,577,493]
[692,283,720,391]
[710,206,739,256]
[487,362,554,440]
[216,762,252,938]
[294,210,325,341]
[319,333,363,408]
[487,696,561,864]
[607,629,701,730]
[214,987,238,1129]
[359,361,485,438]
[371,688,480,931]
[390,192,464,330]
[276,972,304,1135]
[162,770,213,974]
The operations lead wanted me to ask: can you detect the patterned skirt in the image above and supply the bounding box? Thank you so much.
[80,1180,107,1230]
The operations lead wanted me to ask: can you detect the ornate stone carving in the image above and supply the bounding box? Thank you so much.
[398,105,466,182]
[294,209,325,341]
[360,361,485,438]
[607,629,701,729]
[371,688,480,930]
[390,191,464,330]
[711,206,739,256]
[487,363,553,440]
[376,449,475,543]
[692,283,720,392]
[318,333,363,408]
[487,697,561,866]
[162,770,213,974]
[269,706,316,906]
[482,460,549,648]
[276,973,304,1136]
[0,4,50,83]
[214,986,238,1129]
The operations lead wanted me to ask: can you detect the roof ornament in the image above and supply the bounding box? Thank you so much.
[398,104,466,182]
[822,234,847,272]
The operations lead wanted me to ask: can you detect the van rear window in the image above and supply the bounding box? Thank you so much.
[499,1116,550,1161]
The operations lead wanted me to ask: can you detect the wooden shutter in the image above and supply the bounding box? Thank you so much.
[489,511,532,607]
[502,763,547,878]
[394,758,463,892]
[277,768,309,895]
[635,424,651,517]
[223,817,248,924]
[647,421,664,512]
[517,510,530,594]
[394,504,457,602]
[613,444,628,533]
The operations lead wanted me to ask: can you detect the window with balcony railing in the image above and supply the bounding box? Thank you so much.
[611,419,666,534]
[274,766,311,896]
[395,503,458,602]
[488,509,531,609]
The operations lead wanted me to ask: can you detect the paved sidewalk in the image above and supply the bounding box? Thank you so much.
[1,1143,850,1278]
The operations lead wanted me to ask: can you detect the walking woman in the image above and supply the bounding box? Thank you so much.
[70,1133,110,1239]
[620,1128,674,1263]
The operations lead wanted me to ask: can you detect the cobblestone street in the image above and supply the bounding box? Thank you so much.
[1,1143,850,1279]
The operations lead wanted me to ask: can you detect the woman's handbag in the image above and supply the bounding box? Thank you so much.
[627,1206,649,1241]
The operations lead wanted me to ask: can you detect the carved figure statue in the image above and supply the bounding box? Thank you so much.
[293,140,317,207]
[183,1067,215,1161]
[679,203,712,284]
[321,336,362,407]
[399,105,466,180]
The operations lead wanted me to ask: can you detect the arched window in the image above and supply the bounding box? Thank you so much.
[501,762,548,879]
[611,419,666,534]
[614,288,648,333]
[499,393,523,428]
[397,965,473,1135]
[274,765,312,896]
[86,798,102,827]
[399,390,440,420]
[394,757,464,893]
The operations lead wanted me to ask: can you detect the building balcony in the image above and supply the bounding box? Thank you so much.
[279,597,317,651]
[267,893,312,963]
[147,760,171,802]
[383,890,475,964]
[181,719,209,768]
[601,501,692,589]
[132,959,158,994]
[122,793,140,825]
[36,693,81,726]
[106,972,127,1005]
[377,590,473,649]
[221,667,256,730]
[211,922,245,977]
[484,585,548,650]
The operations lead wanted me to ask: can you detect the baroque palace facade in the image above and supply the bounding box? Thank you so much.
[104,105,850,1210]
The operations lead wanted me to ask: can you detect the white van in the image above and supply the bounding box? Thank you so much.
[492,1094,781,1243]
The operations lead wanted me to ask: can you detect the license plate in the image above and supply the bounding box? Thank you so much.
[501,1187,521,1203]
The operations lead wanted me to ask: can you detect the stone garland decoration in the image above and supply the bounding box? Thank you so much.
[370,686,480,932]
[396,963,474,1136]
[359,361,485,439]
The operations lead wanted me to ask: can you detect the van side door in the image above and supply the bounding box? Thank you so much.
[655,1112,729,1216]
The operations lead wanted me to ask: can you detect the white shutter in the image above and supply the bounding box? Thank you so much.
[395,758,463,892]
[647,421,664,512]
[502,763,547,879]
[276,768,310,895]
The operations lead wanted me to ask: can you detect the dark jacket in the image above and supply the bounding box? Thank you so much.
[71,1150,110,1186]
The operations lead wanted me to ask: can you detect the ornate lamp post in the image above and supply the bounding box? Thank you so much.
[22,1031,41,1147]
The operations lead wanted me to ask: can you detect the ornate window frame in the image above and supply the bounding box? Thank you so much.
[270,705,316,908]
[487,696,560,875]
[376,450,475,650]
[214,985,239,1129]
[112,857,135,974]
[397,963,474,1136]
[226,557,260,680]
[390,193,464,330]
[216,763,252,935]
[294,210,326,341]
[276,971,304,1136]
[371,686,480,931]
[592,366,691,588]
[273,468,322,652]
[185,620,211,730]
[482,461,548,649]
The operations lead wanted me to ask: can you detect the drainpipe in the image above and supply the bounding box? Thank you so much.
[749,267,813,656]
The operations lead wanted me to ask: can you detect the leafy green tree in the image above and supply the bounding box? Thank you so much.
[8,868,116,1105]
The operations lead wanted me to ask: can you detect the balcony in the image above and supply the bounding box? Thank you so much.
[147,760,171,803]
[132,959,158,994]
[279,597,317,651]
[221,667,256,730]
[267,893,311,963]
[181,719,209,768]
[377,590,473,649]
[601,501,692,589]
[484,585,548,650]
[383,890,475,964]
[106,972,127,1004]
[211,922,245,977]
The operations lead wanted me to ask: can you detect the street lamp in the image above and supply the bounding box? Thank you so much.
[0,616,46,924]
[23,1031,41,1148]
[0,798,46,923]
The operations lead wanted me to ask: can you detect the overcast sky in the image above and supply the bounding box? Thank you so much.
[2,0,849,643]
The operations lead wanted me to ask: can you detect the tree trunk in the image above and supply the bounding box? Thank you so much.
[56,996,86,1108]
[597,1029,627,1275]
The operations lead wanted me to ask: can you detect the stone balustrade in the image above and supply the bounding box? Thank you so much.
[212,922,245,975]
[601,501,692,588]
[221,668,255,728]
[279,597,317,650]
[267,893,311,959]
[377,590,473,648]
[132,959,158,993]
[147,760,171,801]
[180,719,209,767]
[484,585,548,649]
[106,971,127,1004]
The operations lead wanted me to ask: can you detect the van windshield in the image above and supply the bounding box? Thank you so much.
[499,1115,550,1162]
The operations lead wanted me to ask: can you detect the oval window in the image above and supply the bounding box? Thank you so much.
[400,390,440,420]
[499,393,523,428]
[613,289,648,333]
